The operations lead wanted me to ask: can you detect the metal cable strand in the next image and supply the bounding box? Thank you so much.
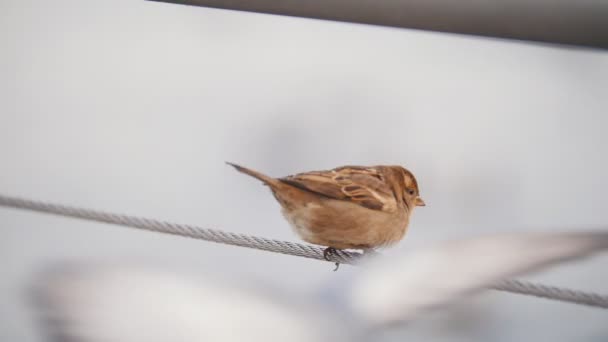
[0,194,359,264]
[1,193,607,309]
[492,279,608,309]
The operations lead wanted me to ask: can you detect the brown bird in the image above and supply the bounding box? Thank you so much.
[228,163,425,267]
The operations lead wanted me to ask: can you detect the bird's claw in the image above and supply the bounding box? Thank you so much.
[323,247,341,271]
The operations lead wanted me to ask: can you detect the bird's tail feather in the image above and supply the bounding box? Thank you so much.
[226,162,279,186]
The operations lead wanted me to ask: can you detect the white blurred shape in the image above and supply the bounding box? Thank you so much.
[350,231,608,325]
[35,266,350,342]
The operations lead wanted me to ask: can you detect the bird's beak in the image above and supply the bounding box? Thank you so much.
[415,197,426,207]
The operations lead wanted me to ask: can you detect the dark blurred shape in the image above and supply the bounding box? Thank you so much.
[148,0,608,49]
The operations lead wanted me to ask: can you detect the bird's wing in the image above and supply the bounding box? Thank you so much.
[349,231,608,325]
[280,166,397,212]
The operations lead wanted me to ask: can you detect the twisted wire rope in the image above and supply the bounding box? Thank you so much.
[1,194,607,309]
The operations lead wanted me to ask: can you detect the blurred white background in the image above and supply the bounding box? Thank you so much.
[1,0,607,341]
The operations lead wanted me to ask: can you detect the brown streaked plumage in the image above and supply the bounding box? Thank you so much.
[228,163,425,254]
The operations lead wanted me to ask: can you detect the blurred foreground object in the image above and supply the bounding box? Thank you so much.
[148,0,608,49]
[34,266,349,342]
[33,231,608,341]
[350,232,608,324]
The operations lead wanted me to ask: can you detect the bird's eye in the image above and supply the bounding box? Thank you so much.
[407,189,415,196]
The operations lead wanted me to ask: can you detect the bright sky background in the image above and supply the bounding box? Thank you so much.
[1,1,608,341]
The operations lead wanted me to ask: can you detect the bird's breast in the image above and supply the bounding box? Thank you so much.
[281,199,410,249]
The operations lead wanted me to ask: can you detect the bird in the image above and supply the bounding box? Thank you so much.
[227,163,425,267]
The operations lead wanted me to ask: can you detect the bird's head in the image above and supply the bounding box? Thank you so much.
[391,166,425,211]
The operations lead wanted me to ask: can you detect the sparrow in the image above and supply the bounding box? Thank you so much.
[228,163,425,269]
